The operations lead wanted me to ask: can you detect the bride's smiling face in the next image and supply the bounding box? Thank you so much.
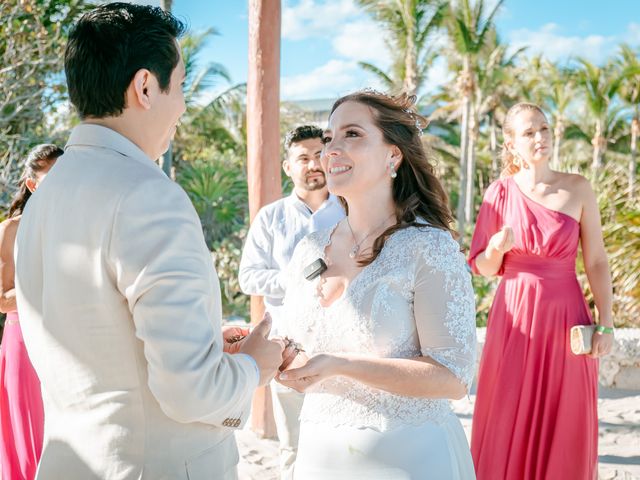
[321,101,400,198]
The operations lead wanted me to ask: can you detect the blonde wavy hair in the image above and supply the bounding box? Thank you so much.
[500,102,548,178]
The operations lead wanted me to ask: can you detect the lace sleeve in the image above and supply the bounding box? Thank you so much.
[413,228,477,391]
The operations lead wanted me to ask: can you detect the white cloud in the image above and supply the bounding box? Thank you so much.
[623,22,640,45]
[282,0,361,40]
[280,0,394,99]
[281,59,361,99]
[506,22,640,64]
[331,19,390,66]
[423,57,452,93]
[282,0,392,66]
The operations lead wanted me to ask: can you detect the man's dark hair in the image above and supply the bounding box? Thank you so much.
[64,2,187,119]
[284,125,323,152]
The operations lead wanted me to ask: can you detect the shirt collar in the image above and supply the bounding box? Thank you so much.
[285,190,340,215]
[65,123,157,168]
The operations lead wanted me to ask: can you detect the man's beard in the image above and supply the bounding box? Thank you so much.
[303,171,326,191]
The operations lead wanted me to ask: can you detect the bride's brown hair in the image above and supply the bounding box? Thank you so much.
[330,90,455,266]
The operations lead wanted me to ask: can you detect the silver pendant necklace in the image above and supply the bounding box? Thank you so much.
[346,214,395,259]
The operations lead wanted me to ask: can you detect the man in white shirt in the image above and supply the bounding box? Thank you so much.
[239,125,344,479]
[14,4,283,479]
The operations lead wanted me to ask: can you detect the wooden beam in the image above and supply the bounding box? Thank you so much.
[247,0,282,439]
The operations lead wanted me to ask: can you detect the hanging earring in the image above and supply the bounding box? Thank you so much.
[510,149,519,167]
[389,161,397,179]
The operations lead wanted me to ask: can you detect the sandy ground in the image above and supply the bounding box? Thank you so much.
[236,387,640,480]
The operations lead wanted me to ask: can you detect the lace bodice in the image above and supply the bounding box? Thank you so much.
[281,224,477,432]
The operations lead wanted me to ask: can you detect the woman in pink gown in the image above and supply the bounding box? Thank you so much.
[468,103,613,480]
[0,144,62,480]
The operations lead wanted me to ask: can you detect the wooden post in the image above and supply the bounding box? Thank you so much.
[159,0,173,179]
[247,0,282,439]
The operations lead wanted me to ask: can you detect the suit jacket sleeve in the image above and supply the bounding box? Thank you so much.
[108,176,258,427]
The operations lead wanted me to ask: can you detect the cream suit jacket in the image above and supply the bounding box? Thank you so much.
[15,124,258,480]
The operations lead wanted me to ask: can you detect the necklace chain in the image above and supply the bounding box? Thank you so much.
[346,214,395,259]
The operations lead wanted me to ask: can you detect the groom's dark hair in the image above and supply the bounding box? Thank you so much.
[65,2,186,119]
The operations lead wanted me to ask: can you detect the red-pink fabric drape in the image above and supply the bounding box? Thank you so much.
[469,177,598,480]
[1,312,44,480]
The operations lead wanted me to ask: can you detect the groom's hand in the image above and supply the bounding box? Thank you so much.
[239,313,285,386]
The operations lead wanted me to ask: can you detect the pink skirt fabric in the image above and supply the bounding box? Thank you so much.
[0,312,44,480]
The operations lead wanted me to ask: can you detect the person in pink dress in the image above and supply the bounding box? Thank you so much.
[468,102,614,480]
[0,144,62,480]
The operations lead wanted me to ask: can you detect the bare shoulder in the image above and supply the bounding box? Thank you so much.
[0,217,20,253]
[556,172,594,197]
[0,217,20,238]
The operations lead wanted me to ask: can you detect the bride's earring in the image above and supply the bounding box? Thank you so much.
[389,161,397,179]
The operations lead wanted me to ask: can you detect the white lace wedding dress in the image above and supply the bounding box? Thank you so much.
[280,224,477,479]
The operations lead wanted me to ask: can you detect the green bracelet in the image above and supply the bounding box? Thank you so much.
[595,325,614,334]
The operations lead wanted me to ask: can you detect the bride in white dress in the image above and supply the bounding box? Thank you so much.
[277,90,477,479]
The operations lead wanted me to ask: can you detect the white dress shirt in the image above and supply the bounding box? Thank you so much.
[239,192,344,332]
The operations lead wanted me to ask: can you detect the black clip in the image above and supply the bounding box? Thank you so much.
[303,258,328,281]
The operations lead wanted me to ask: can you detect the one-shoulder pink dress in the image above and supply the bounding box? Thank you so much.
[468,177,598,480]
[0,312,44,480]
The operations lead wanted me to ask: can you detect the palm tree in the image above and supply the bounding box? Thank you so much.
[576,58,624,171]
[514,55,545,105]
[616,44,640,199]
[159,28,232,178]
[539,62,576,169]
[356,0,447,97]
[181,29,231,106]
[445,0,503,234]
[177,83,248,158]
[474,31,524,184]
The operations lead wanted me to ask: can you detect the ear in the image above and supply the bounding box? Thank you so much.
[504,136,514,154]
[389,145,403,168]
[25,177,37,193]
[282,159,292,177]
[127,69,154,111]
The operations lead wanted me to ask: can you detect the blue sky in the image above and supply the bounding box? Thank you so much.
[154,0,640,101]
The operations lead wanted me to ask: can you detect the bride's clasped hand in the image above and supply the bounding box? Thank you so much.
[277,352,342,393]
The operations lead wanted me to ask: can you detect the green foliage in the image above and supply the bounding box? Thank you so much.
[471,274,497,327]
[356,0,447,96]
[175,84,248,160]
[181,28,231,107]
[176,153,250,317]
[212,232,248,319]
[589,163,640,327]
[177,155,248,246]
[0,0,87,213]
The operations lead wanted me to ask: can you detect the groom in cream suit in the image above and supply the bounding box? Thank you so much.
[14,3,284,479]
